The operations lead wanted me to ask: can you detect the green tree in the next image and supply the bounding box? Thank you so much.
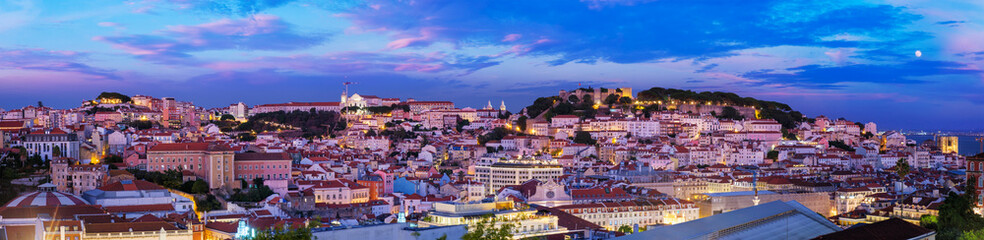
[936,191,984,239]
[618,96,632,104]
[516,116,528,131]
[245,224,313,240]
[766,151,779,160]
[719,106,744,120]
[968,175,979,205]
[456,119,470,132]
[961,229,984,240]
[461,218,514,240]
[568,95,580,103]
[129,120,156,130]
[896,158,910,178]
[192,180,209,194]
[617,225,633,233]
[782,129,798,140]
[220,114,235,121]
[253,177,265,187]
[237,133,256,141]
[829,140,855,152]
[51,145,61,158]
[196,194,222,212]
[604,94,620,105]
[921,214,938,230]
[573,131,596,145]
[103,155,124,163]
[96,92,132,103]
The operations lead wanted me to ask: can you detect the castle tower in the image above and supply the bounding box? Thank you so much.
[499,101,507,112]
[486,100,493,110]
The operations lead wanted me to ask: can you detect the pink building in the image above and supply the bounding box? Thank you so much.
[234,152,293,195]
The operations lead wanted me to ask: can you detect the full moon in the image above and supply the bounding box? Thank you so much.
[915,50,922,57]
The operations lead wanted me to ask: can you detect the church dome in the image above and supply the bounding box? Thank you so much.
[4,183,90,207]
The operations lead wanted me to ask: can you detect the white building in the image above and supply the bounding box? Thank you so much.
[420,200,572,239]
[24,128,80,161]
[82,180,194,218]
[474,158,564,194]
[229,102,249,120]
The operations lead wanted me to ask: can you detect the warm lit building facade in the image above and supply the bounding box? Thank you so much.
[938,136,959,154]
[555,198,699,230]
[474,158,564,194]
[251,102,342,114]
[50,159,108,195]
[147,143,235,189]
[420,201,571,239]
[234,152,293,195]
[23,128,80,160]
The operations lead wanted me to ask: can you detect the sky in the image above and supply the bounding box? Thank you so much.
[0,0,982,131]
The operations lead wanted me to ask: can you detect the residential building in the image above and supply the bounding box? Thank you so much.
[24,128,80,160]
[146,142,236,189]
[50,159,108,195]
[474,158,564,194]
[419,200,573,239]
[234,152,293,195]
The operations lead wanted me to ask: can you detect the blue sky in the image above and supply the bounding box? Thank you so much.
[0,0,982,131]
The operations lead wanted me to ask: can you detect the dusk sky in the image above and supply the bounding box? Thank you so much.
[1,0,982,131]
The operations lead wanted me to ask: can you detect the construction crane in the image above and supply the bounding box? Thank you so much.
[735,165,761,206]
[977,137,984,154]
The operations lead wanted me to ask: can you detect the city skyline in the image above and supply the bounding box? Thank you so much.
[1,0,983,131]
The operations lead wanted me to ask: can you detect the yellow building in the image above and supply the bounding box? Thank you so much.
[938,136,959,154]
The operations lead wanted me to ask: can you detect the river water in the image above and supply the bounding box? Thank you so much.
[907,135,983,157]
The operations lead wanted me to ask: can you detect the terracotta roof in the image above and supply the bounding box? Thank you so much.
[97,180,165,191]
[0,205,107,219]
[235,152,291,161]
[148,142,231,152]
[0,120,26,129]
[4,191,89,207]
[132,214,164,222]
[103,204,175,213]
[206,221,239,234]
[84,222,181,233]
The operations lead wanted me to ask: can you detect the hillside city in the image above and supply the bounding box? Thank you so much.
[0,87,981,240]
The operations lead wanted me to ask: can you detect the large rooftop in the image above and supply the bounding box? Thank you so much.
[616,200,841,240]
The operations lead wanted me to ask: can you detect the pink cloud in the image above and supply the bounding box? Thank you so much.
[394,63,444,72]
[502,34,522,42]
[167,14,283,37]
[824,48,856,65]
[98,22,121,27]
[384,27,442,50]
[202,50,496,75]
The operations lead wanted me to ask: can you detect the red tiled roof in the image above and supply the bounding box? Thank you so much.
[235,152,291,161]
[0,120,26,129]
[97,180,165,191]
[206,221,239,234]
[132,214,164,222]
[84,222,180,233]
[5,191,88,207]
[0,205,107,219]
[149,142,232,152]
[103,204,174,213]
